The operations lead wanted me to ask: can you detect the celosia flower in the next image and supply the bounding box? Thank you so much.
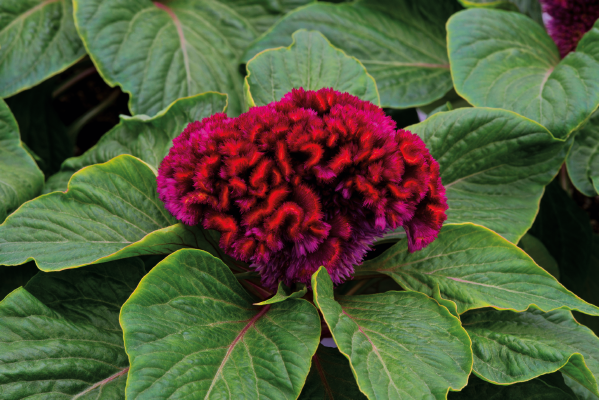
[541,0,599,57]
[158,88,447,287]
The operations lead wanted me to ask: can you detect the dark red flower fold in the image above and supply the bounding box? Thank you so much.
[157,88,447,287]
[541,0,599,57]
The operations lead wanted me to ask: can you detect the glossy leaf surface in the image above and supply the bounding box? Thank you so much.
[0,99,44,223]
[312,266,472,400]
[0,155,229,271]
[0,258,146,399]
[463,308,599,396]
[121,249,320,399]
[298,345,366,400]
[357,223,599,316]
[0,0,85,97]
[73,0,312,117]
[408,107,568,243]
[245,30,378,108]
[448,9,599,139]
[567,110,599,196]
[45,92,227,193]
[243,0,460,109]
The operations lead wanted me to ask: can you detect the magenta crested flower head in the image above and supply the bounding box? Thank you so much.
[541,0,599,57]
[157,88,448,287]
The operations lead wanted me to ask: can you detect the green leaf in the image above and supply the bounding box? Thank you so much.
[462,308,599,397]
[0,0,86,98]
[242,0,461,109]
[46,92,227,193]
[299,345,367,400]
[448,9,599,139]
[0,154,233,271]
[563,373,599,400]
[456,0,543,25]
[0,99,44,223]
[567,110,599,196]
[356,223,599,316]
[530,181,594,304]
[518,233,560,279]
[0,258,146,399]
[121,249,320,399]
[408,107,569,243]
[312,266,472,400]
[448,373,578,400]
[73,0,312,117]
[244,29,379,109]
[6,78,72,176]
[255,282,307,305]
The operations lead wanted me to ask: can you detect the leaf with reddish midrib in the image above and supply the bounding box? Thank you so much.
[121,249,321,400]
[312,266,472,400]
[73,0,313,116]
[448,9,599,139]
[0,258,147,399]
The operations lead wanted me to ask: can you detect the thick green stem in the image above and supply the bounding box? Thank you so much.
[67,89,120,141]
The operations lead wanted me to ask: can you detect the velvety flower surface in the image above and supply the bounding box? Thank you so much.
[158,88,447,287]
[542,0,599,57]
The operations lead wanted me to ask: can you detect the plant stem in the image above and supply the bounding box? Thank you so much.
[344,279,369,296]
[560,164,573,196]
[52,66,97,98]
[234,271,260,280]
[67,89,120,141]
[240,279,271,300]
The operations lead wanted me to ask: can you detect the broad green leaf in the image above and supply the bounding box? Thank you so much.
[0,99,44,223]
[244,30,379,108]
[456,0,543,25]
[563,373,599,400]
[242,0,461,109]
[0,0,86,98]
[0,258,146,399]
[45,92,227,193]
[518,233,560,279]
[299,345,367,400]
[408,107,569,243]
[0,155,234,271]
[6,78,72,176]
[448,374,578,400]
[312,266,472,400]
[448,9,599,139]
[121,249,320,399]
[567,110,599,196]
[73,0,312,117]
[462,308,599,396]
[255,282,307,305]
[529,181,594,305]
[356,223,599,316]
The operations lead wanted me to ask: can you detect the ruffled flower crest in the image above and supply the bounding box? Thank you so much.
[158,88,447,287]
